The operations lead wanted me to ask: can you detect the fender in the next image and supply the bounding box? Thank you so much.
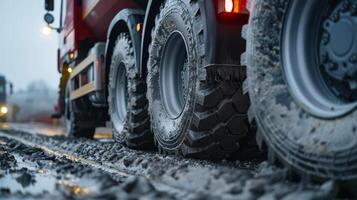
[139,0,164,76]
[104,9,145,96]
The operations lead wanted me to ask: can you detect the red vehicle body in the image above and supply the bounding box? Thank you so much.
[54,0,149,116]
[58,0,144,71]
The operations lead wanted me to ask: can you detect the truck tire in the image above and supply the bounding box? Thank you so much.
[108,33,153,149]
[243,0,357,184]
[147,0,250,159]
[64,83,98,138]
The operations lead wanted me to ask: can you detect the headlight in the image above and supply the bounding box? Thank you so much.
[1,106,8,114]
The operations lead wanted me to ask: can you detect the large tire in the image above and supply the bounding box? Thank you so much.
[243,0,357,184]
[147,0,250,159]
[108,33,153,149]
[64,82,105,138]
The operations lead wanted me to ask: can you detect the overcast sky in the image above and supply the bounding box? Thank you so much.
[0,0,61,91]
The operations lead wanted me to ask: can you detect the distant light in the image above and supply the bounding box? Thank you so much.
[69,52,75,60]
[42,26,52,35]
[225,0,234,12]
[67,67,73,73]
[1,106,8,114]
[136,23,143,32]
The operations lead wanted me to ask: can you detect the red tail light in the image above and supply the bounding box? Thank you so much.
[220,0,248,14]
[237,0,248,13]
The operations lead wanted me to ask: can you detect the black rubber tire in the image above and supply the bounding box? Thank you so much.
[147,0,250,159]
[108,33,153,149]
[243,0,357,184]
[64,84,94,138]
[64,81,106,138]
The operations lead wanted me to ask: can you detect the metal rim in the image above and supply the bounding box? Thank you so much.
[282,0,357,119]
[115,64,128,122]
[160,31,189,119]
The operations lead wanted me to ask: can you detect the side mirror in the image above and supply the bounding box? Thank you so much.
[44,13,55,24]
[9,83,13,95]
[45,0,54,11]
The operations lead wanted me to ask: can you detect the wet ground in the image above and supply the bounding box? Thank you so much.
[0,123,343,199]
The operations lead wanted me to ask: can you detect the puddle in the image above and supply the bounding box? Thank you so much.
[0,153,56,194]
[0,152,96,196]
[57,178,98,196]
[0,123,10,130]
[0,171,57,194]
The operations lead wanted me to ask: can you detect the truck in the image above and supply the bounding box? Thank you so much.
[0,75,12,122]
[44,0,357,190]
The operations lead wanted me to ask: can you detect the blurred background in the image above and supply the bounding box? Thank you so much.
[0,0,61,123]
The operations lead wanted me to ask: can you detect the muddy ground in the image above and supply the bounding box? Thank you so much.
[0,124,342,199]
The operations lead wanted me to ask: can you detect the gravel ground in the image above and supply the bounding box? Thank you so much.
[0,128,342,200]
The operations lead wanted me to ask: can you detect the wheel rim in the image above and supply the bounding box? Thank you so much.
[160,31,189,119]
[282,0,357,118]
[115,64,128,122]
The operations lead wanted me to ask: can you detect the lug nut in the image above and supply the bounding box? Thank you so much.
[321,32,330,45]
[330,12,340,22]
[351,4,357,15]
[350,54,357,63]
[341,1,350,12]
[351,81,357,90]
[327,62,338,71]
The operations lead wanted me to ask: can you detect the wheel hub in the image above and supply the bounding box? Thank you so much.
[320,0,357,101]
[282,0,357,118]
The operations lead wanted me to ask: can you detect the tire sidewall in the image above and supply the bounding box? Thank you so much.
[109,36,134,135]
[247,0,357,178]
[147,0,201,150]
